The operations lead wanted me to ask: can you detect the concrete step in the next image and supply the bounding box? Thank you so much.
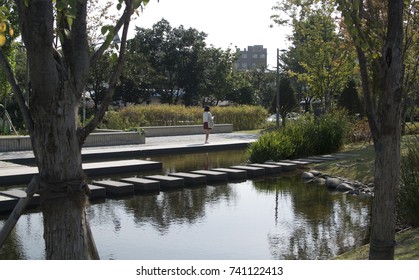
[91,180,134,196]
[87,184,107,200]
[248,163,282,174]
[190,170,228,183]
[279,160,310,168]
[265,161,298,171]
[211,168,247,180]
[0,159,162,186]
[0,194,17,213]
[0,189,40,207]
[229,165,265,177]
[120,177,161,193]
[168,172,207,187]
[144,175,184,190]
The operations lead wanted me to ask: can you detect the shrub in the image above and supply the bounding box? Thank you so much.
[399,136,419,227]
[247,131,295,163]
[247,111,351,163]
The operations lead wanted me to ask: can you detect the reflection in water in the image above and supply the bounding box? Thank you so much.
[1,175,370,260]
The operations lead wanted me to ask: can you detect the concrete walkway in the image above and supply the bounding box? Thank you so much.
[0,131,260,175]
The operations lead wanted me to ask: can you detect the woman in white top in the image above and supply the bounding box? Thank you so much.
[202,106,214,144]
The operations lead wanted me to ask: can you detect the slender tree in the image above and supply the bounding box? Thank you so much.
[337,0,404,259]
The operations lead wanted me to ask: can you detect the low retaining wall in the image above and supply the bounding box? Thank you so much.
[0,124,233,152]
[143,124,233,137]
[0,131,145,152]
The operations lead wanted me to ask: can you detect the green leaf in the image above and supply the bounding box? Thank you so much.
[101,26,109,35]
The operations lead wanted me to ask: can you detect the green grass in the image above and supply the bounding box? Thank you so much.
[312,136,419,260]
[334,227,419,260]
[311,141,375,184]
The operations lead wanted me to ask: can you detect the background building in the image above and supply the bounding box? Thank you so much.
[235,45,268,70]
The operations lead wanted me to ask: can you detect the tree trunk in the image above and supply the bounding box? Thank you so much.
[368,0,404,260]
[16,0,94,259]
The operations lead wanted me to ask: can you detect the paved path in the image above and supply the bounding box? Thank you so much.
[0,132,260,169]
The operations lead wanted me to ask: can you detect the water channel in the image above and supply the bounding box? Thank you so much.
[0,149,371,260]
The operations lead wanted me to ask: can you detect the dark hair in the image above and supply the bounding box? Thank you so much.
[204,106,210,111]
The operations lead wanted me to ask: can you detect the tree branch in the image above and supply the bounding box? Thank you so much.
[89,3,132,70]
[78,1,133,144]
[0,47,34,134]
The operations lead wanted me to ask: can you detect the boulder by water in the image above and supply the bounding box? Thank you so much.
[301,170,373,197]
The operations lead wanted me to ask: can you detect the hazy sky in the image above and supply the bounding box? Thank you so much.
[131,0,292,69]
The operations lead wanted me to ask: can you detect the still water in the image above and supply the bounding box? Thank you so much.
[0,150,371,260]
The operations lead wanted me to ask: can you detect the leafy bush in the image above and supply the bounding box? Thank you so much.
[399,136,419,227]
[246,131,295,163]
[247,110,351,163]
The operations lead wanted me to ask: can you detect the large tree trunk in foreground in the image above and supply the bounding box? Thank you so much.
[17,0,93,259]
[367,0,404,260]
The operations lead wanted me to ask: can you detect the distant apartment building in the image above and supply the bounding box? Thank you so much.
[235,45,267,70]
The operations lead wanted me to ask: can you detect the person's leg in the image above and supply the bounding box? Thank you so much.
[205,129,209,143]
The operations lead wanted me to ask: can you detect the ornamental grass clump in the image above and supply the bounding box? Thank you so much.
[247,110,351,163]
[399,136,419,227]
[246,131,295,163]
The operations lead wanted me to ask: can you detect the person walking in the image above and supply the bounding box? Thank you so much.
[202,106,214,144]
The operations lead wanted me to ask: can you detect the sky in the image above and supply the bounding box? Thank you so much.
[130,0,292,69]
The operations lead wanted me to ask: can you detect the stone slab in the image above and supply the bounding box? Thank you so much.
[279,160,310,168]
[144,175,184,190]
[168,172,207,187]
[0,189,40,207]
[0,159,162,186]
[248,163,282,174]
[0,194,18,213]
[83,159,162,177]
[87,184,107,200]
[190,170,228,183]
[91,180,134,196]
[266,161,298,171]
[229,165,265,177]
[211,168,247,180]
[120,177,161,193]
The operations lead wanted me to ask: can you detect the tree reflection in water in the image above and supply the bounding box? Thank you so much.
[1,174,371,260]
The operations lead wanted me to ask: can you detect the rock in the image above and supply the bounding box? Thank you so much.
[302,172,315,180]
[326,177,342,189]
[336,182,355,192]
[313,177,326,186]
[310,170,322,176]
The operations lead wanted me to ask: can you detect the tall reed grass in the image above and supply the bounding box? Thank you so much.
[399,135,419,227]
[100,104,268,131]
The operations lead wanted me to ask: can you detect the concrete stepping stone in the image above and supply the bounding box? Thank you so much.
[0,194,18,213]
[266,161,298,171]
[168,172,207,187]
[92,180,134,196]
[0,189,40,207]
[279,160,310,168]
[211,168,247,180]
[190,170,228,183]
[87,184,107,200]
[84,159,162,177]
[248,163,282,174]
[229,165,265,177]
[120,177,161,193]
[144,175,184,190]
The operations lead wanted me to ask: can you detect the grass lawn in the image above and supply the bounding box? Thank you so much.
[335,227,419,260]
[307,136,419,260]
